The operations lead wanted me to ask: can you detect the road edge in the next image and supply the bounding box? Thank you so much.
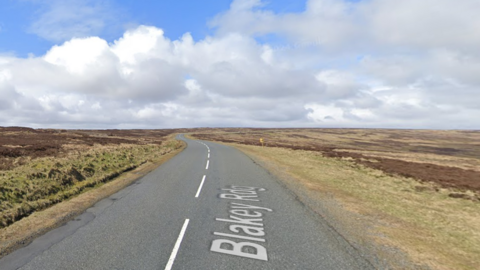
[0,139,187,259]
[217,142,428,270]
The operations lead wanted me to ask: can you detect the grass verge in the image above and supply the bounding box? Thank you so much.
[230,143,480,270]
[0,138,186,258]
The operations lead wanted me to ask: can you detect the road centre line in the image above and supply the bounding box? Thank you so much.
[164,219,190,270]
[206,160,209,170]
[195,175,206,198]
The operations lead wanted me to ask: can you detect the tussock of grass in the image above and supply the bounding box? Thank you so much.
[0,141,183,228]
[334,149,480,172]
[233,144,480,270]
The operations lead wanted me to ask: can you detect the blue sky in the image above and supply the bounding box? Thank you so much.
[0,0,306,57]
[0,0,479,129]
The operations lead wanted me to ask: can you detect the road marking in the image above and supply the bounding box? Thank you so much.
[218,186,266,202]
[208,153,210,158]
[211,186,271,261]
[195,175,206,198]
[165,219,190,270]
[206,160,209,170]
[213,232,265,242]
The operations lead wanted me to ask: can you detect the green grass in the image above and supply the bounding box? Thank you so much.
[0,141,182,228]
[233,144,480,270]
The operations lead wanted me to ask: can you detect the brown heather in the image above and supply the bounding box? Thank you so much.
[191,128,480,270]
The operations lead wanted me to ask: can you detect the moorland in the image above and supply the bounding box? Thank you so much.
[1,127,479,269]
[191,128,480,270]
[0,127,186,228]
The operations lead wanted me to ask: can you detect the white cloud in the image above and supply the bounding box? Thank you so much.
[112,26,168,65]
[44,37,111,74]
[367,0,480,51]
[214,0,480,52]
[0,25,323,128]
[0,0,479,129]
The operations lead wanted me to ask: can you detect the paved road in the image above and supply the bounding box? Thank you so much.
[0,135,373,270]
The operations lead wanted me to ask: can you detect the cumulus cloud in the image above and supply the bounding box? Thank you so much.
[1,0,479,129]
[0,25,325,128]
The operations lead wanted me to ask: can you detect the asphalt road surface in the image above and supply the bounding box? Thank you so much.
[0,135,373,270]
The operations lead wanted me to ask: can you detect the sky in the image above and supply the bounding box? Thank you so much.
[0,0,479,129]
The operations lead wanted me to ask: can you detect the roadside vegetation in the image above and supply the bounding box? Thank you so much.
[0,128,184,228]
[0,143,179,228]
[191,128,480,270]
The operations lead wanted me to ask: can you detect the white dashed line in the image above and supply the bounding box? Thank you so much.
[208,153,210,158]
[165,219,190,270]
[195,175,206,198]
[206,160,209,170]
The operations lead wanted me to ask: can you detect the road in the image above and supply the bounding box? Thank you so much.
[0,135,373,270]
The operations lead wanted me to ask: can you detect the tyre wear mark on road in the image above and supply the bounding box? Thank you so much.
[211,186,271,261]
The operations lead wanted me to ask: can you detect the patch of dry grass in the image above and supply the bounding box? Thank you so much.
[333,149,480,172]
[0,138,186,258]
[232,144,480,270]
[0,139,183,228]
[193,128,480,159]
[192,128,480,196]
